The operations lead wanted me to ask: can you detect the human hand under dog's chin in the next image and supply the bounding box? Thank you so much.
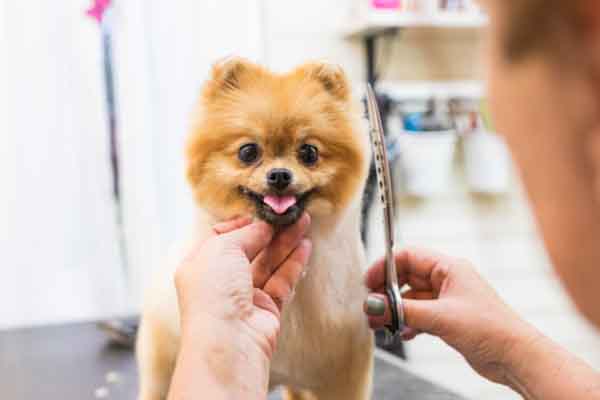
[170,214,311,399]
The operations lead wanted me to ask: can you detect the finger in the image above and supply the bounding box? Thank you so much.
[365,258,405,291]
[212,216,253,235]
[370,288,437,301]
[400,328,422,341]
[403,289,437,301]
[263,239,312,310]
[253,288,281,320]
[371,274,433,294]
[407,275,434,291]
[252,213,310,288]
[184,216,254,261]
[402,298,441,333]
[216,221,274,261]
[365,247,452,291]
[364,293,440,333]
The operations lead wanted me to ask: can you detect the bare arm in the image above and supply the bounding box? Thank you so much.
[504,330,600,400]
[170,320,271,400]
[364,248,600,400]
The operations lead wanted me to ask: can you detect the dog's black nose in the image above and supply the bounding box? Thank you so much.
[267,168,293,191]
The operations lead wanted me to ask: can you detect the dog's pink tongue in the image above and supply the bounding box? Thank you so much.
[263,195,297,215]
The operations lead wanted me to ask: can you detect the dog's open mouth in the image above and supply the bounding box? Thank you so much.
[239,187,313,226]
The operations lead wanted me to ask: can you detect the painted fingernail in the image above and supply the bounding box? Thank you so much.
[364,296,386,316]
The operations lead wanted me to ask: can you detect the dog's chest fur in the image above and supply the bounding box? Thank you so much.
[268,211,371,390]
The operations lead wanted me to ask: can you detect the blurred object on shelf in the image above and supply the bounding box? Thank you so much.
[398,130,457,197]
[388,95,458,197]
[449,96,481,135]
[372,0,401,9]
[345,0,488,37]
[463,129,511,195]
[381,88,510,198]
[415,0,439,15]
[402,98,452,133]
[440,0,482,13]
[449,97,511,194]
[363,0,483,15]
[461,101,510,194]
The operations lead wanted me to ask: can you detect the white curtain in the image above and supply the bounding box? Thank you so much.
[0,0,126,328]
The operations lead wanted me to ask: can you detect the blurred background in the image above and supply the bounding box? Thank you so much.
[2,1,600,399]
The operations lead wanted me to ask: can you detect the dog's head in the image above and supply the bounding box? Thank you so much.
[186,58,368,226]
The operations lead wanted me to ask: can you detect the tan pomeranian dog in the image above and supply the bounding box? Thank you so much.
[136,57,374,400]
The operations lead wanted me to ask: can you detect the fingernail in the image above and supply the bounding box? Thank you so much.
[400,327,412,340]
[364,296,386,316]
[301,270,308,280]
[301,238,312,251]
[303,212,311,225]
[284,289,296,304]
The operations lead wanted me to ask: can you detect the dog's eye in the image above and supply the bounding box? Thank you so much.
[298,144,319,166]
[238,143,261,164]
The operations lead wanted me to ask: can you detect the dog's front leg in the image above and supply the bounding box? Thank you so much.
[309,343,374,400]
[136,314,178,400]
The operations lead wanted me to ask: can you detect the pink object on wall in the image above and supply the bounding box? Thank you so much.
[86,0,112,23]
[372,0,400,9]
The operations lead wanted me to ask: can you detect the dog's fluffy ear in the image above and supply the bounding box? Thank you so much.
[205,56,260,98]
[297,62,350,101]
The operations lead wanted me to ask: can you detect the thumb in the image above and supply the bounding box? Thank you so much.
[216,220,274,261]
[365,294,442,334]
[402,298,443,334]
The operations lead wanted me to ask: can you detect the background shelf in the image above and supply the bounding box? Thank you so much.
[344,11,488,38]
[376,80,485,100]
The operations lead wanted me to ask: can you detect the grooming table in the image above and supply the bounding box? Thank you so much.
[0,322,466,400]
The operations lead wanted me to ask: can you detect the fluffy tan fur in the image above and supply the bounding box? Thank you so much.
[137,58,374,400]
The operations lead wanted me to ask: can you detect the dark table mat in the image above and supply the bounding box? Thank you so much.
[0,322,466,400]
